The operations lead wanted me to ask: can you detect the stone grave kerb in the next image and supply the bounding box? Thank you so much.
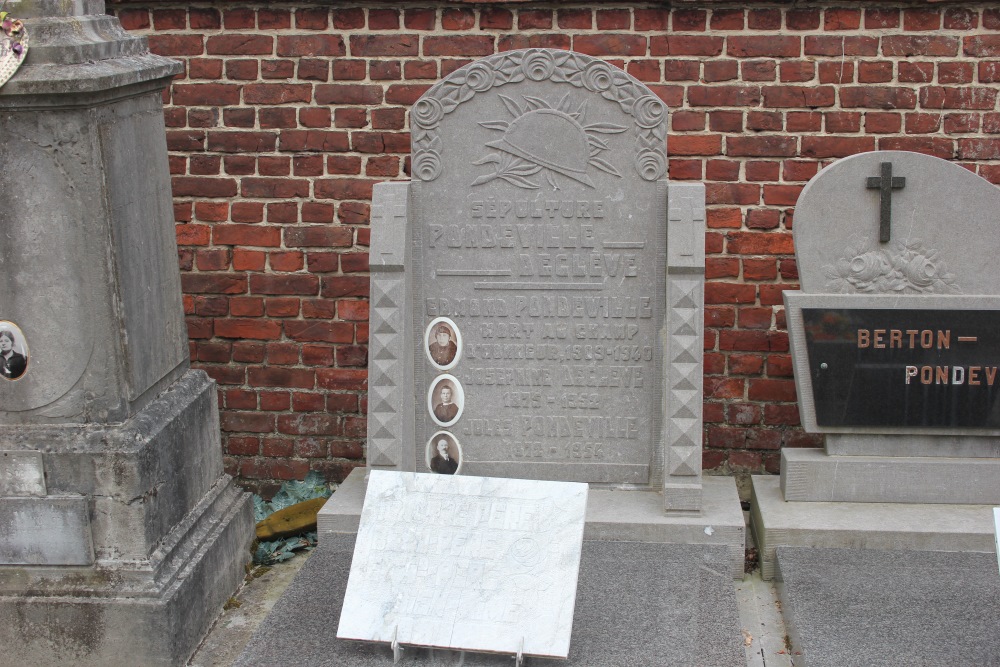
[366,49,707,512]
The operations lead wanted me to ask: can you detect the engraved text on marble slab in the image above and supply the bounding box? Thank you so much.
[336,470,588,658]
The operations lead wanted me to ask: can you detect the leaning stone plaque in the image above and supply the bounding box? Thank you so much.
[366,48,707,511]
[337,470,588,659]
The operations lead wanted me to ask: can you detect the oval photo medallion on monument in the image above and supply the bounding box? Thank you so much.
[426,431,462,475]
[0,321,29,381]
[427,374,464,427]
[424,317,461,370]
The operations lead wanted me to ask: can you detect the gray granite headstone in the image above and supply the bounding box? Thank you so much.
[0,1,253,664]
[752,151,1000,576]
[368,49,707,511]
[786,151,1000,446]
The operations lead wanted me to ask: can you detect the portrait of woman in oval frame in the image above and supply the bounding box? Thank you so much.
[0,321,29,381]
[427,374,464,427]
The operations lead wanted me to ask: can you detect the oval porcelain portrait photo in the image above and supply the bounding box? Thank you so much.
[427,374,464,427]
[0,321,29,381]
[425,431,462,475]
[424,316,462,370]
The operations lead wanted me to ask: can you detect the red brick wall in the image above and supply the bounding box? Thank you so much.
[108,0,1000,495]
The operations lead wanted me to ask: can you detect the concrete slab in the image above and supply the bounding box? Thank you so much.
[319,468,746,578]
[234,534,744,667]
[776,546,1000,667]
[736,572,793,667]
[781,448,1000,504]
[750,475,996,580]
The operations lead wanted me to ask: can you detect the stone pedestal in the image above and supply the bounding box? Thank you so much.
[0,1,253,664]
[319,468,747,579]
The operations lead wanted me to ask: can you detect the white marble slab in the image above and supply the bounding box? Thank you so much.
[0,451,45,496]
[336,470,588,658]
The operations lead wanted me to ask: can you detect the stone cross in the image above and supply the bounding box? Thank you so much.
[865,161,906,243]
[668,196,705,259]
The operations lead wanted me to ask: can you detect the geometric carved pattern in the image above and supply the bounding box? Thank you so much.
[366,182,412,469]
[666,276,704,487]
[367,273,404,467]
[668,445,700,477]
[664,182,706,511]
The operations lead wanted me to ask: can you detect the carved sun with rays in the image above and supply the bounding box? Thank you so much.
[472,93,627,191]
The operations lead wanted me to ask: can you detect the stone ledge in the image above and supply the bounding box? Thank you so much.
[319,467,747,578]
[750,475,996,581]
[782,447,1000,504]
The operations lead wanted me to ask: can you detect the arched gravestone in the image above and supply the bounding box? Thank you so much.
[367,50,707,510]
[752,151,1000,581]
[787,151,1000,442]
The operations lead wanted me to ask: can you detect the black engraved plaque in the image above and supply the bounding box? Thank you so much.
[802,308,1000,428]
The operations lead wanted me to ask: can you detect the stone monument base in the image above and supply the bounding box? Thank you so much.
[319,468,746,578]
[750,474,996,580]
[781,447,1000,504]
[0,484,251,667]
[0,372,254,666]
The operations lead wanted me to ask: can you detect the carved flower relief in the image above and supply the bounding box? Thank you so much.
[521,50,556,82]
[411,97,444,129]
[412,146,442,181]
[824,235,960,294]
[464,62,496,92]
[631,95,665,129]
[899,252,938,288]
[636,149,665,181]
[582,60,614,92]
[847,251,891,284]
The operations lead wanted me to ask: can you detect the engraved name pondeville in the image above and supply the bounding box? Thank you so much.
[364,493,557,623]
[430,199,641,280]
[855,327,996,386]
